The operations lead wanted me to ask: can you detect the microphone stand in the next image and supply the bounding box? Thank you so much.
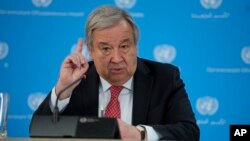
[53,76,83,123]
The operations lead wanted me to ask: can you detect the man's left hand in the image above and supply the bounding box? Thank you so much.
[117,118,141,140]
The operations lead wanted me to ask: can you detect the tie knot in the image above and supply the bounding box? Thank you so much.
[110,86,123,98]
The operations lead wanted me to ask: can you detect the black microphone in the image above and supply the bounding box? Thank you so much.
[53,76,83,123]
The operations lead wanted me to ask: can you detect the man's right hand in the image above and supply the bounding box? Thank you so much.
[55,38,89,100]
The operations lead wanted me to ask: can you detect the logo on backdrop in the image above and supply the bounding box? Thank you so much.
[196,96,219,116]
[1,0,83,17]
[28,92,46,111]
[207,46,250,73]
[200,0,223,9]
[71,43,91,61]
[115,0,136,9]
[192,0,229,19]
[196,96,226,125]
[241,46,250,64]
[0,42,9,60]
[153,44,176,63]
[114,0,144,18]
[32,0,52,7]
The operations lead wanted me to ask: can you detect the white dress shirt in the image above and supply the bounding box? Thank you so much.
[50,76,161,140]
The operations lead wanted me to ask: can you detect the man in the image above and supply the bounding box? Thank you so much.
[33,5,199,140]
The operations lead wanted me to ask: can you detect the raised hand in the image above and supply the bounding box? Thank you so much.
[55,38,89,99]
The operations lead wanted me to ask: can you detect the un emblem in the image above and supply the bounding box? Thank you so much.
[71,43,91,61]
[200,0,223,9]
[0,42,9,60]
[32,0,52,7]
[196,96,219,116]
[241,46,250,64]
[153,44,176,63]
[115,0,136,9]
[28,92,46,111]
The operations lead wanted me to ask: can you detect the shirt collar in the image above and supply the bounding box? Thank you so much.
[99,76,133,92]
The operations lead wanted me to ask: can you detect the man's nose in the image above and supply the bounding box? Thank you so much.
[111,48,123,63]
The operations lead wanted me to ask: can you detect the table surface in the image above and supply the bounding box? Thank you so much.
[0,138,119,141]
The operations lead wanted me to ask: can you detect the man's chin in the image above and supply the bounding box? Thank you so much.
[109,76,127,85]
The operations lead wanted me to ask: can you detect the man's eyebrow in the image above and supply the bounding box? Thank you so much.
[98,42,110,46]
[97,39,131,47]
[120,38,131,44]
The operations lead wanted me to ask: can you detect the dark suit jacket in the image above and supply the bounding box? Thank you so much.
[33,58,200,140]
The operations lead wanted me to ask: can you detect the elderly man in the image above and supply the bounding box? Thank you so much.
[33,5,200,141]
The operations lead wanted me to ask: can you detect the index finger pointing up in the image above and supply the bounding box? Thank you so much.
[76,38,83,53]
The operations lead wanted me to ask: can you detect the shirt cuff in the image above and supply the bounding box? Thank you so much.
[141,125,162,141]
[50,87,70,112]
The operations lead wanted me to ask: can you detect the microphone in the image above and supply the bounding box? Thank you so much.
[30,75,121,138]
[53,76,83,123]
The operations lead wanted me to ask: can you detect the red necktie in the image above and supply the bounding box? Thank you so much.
[105,86,123,118]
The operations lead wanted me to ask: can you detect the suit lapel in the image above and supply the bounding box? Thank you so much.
[83,63,100,117]
[132,59,154,125]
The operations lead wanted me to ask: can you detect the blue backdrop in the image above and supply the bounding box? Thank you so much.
[0,0,250,140]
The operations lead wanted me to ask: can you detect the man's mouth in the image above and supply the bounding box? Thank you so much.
[110,68,124,74]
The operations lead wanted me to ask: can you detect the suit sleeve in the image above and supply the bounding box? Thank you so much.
[152,67,200,141]
[32,92,53,115]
